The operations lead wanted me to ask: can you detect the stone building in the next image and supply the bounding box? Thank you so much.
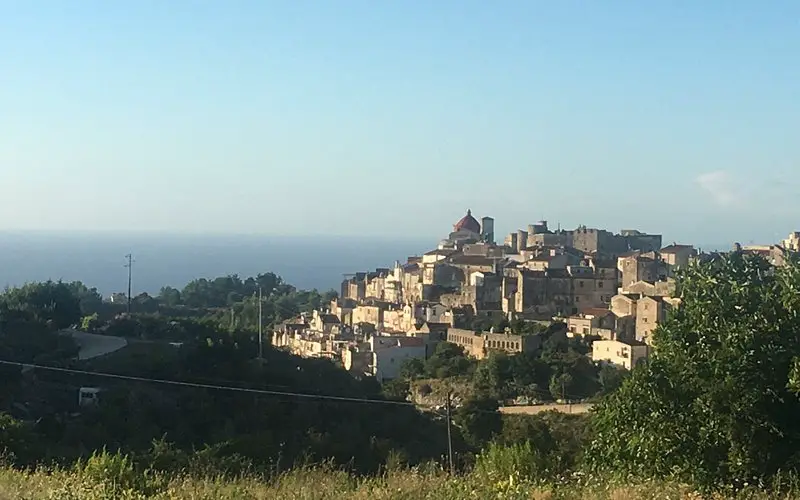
[310,310,341,335]
[660,244,697,271]
[783,232,800,252]
[635,296,680,343]
[617,251,666,292]
[742,245,789,267]
[446,328,541,360]
[505,224,662,260]
[566,308,616,339]
[610,294,637,317]
[352,304,387,328]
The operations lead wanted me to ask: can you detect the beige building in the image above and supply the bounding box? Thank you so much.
[783,232,800,252]
[592,339,649,370]
[524,253,569,271]
[566,308,616,339]
[352,304,387,328]
[272,332,342,360]
[660,244,697,271]
[330,298,356,326]
[635,296,680,343]
[446,328,485,358]
[446,328,541,360]
[310,310,341,334]
[742,245,789,267]
[610,294,637,317]
[617,251,665,293]
[625,279,676,298]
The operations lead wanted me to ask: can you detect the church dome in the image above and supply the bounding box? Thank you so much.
[453,209,481,233]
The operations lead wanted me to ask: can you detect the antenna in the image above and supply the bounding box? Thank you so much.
[258,286,263,361]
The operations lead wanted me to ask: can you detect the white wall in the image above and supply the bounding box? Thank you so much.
[372,345,426,381]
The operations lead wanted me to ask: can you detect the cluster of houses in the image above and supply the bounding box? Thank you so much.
[272,210,800,381]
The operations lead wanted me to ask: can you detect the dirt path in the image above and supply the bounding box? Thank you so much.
[500,403,593,415]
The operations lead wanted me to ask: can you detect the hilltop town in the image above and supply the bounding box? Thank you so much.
[273,210,800,383]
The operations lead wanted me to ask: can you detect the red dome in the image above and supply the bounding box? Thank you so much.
[453,210,481,233]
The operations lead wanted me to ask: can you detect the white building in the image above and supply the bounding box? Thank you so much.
[592,339,649,370]
[368,336,426,382]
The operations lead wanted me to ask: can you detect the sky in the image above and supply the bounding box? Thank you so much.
[1,1,798,246]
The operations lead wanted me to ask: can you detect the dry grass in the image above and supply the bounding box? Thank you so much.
[0,465,798,499]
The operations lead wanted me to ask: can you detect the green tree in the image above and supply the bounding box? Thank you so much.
[65,281,103,316]
[425,342,475,379]
[158,286,182,307]
[587,252,800,486]
[399,358,425,380]
[454,396,501,448]
[549,372,574,401]
[597,364,629,396]
[473,351,512,399]
[0,281,82,330]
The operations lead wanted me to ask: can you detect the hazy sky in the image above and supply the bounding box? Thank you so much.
[2,1,798,245]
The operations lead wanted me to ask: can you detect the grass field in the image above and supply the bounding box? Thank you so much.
[1,464,798,500]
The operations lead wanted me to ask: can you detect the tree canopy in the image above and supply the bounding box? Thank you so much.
[0,281,82,330]
[587,252,800,486]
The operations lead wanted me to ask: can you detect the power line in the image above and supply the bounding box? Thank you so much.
[0,360,416,407]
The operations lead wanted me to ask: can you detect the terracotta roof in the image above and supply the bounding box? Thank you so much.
[453,209,481,233]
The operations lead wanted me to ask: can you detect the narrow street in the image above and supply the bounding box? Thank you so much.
[60,329,128,360]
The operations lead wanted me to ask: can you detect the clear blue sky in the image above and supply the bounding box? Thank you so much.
[2,1,798,246]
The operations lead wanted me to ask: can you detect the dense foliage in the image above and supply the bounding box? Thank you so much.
[399,327,615,404]
[588,252,800,487]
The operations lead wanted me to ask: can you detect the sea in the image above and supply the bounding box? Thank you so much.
[0,232,432,297]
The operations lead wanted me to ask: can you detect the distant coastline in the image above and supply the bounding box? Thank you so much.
[0,232,431,296]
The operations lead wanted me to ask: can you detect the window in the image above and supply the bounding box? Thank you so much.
[598,281,604,288]
[579,281,585,288]
[576,296,580,302]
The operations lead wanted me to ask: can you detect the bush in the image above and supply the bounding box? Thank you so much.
[473,441,547,483]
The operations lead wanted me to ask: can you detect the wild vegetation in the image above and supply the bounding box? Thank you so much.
[3,251,800,497]
[393,327,628,405]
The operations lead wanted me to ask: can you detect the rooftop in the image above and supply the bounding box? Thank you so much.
[660,244,695,253]
[578,307,614,317]
[453,209,481,234]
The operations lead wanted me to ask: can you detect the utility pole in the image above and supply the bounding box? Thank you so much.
[124,254,133,314]
[445,391,455,475]
[258,286,263,360]
[562,377,572,413]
